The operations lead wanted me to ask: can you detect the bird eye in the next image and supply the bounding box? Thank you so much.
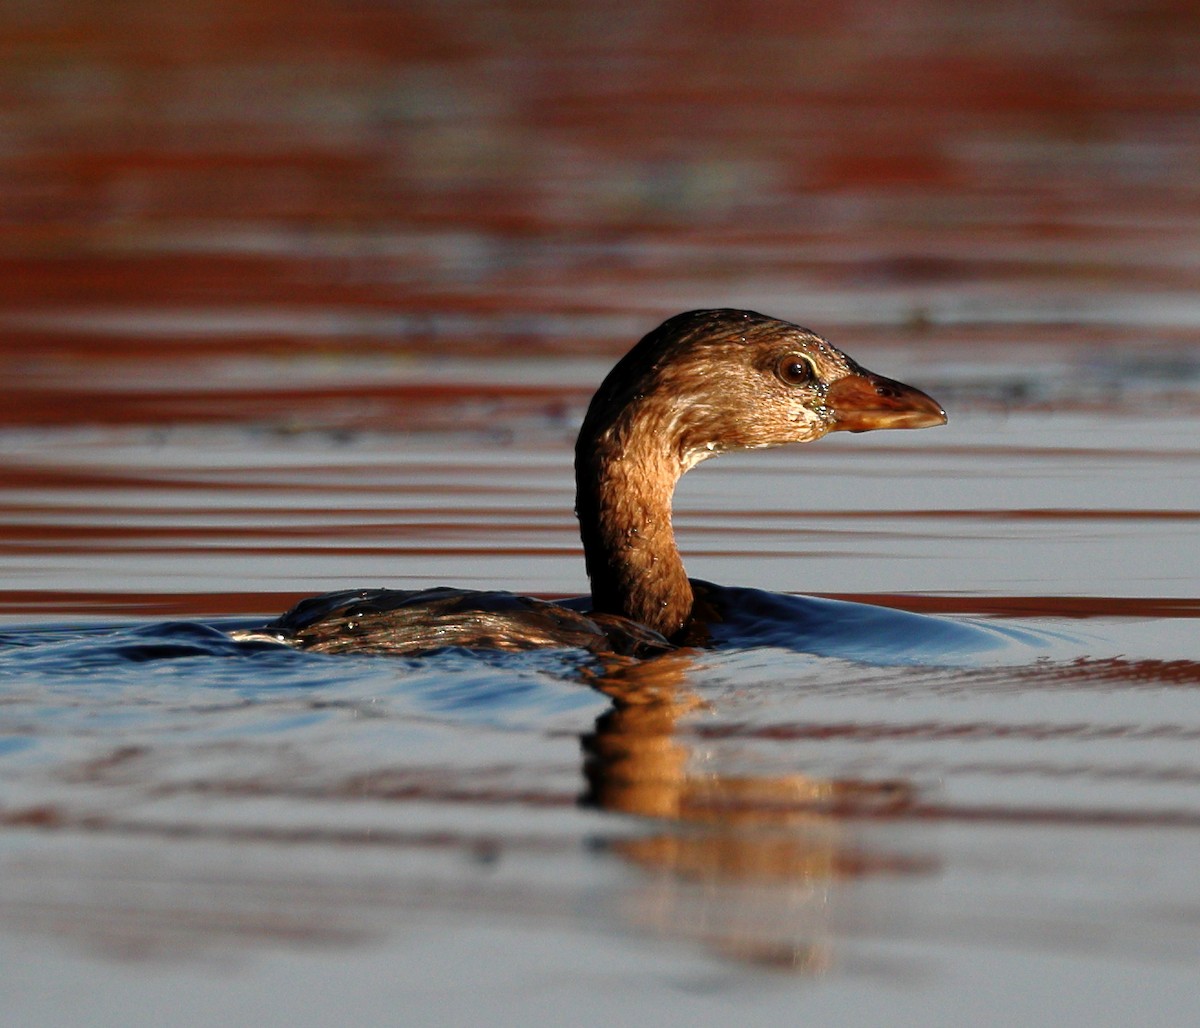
[776,354,817,386]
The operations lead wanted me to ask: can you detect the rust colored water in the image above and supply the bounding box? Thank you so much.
[3,2,1200,1025]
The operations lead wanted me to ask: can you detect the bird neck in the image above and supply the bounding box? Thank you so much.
[575,408,694,639]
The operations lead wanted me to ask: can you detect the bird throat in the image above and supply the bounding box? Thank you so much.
[575,423,695,639]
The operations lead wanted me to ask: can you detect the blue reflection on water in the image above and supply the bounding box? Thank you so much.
[0,618,611,744]
[698,586,1076,663]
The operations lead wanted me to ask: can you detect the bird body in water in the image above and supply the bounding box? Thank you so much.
[235,309,946,657]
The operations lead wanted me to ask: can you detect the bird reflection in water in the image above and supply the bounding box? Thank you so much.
[580,651,938,972]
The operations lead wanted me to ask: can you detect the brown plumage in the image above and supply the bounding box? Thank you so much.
[235,309,945,656]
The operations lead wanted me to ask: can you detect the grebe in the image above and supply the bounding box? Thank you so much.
[235,309,945,656]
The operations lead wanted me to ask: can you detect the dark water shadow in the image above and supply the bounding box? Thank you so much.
[689,583,1072,664]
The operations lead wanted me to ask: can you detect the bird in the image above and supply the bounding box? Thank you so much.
[232,309,946,657]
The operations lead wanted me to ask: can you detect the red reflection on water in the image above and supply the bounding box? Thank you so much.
[4,589,1198,620]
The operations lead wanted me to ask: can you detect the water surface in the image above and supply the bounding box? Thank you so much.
[4,2,1200,1025]
[4,339,1200,1027]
